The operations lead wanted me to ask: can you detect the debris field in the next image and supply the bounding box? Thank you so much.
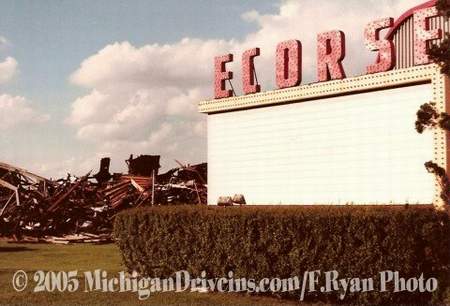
[0,155,207,243]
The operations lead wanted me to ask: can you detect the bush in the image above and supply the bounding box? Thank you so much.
[114,206,450,305]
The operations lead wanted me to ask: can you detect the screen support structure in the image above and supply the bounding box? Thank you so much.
[199,64,450,209]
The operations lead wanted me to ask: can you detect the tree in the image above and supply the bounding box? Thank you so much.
[436,0,450,17]
[415,103,450,207]
[415,103,450,134]
[429,0,450,75]
[415,0,450,208]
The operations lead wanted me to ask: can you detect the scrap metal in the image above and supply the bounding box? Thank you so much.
[0,156,207,243]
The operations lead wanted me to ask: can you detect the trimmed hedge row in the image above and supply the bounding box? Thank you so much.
[113,206,450,305]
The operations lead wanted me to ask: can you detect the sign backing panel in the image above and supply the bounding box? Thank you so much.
[207,84,434,205]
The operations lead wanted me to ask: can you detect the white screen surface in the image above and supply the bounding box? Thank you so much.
[207,84,434,205]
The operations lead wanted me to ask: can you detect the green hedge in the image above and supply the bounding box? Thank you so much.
[113,206,450,305]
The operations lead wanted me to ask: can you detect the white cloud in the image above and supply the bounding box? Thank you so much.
[22,154,102,179]
[67,0,426,170]
[70,39,235,92]
[0,57,18,84]
[0,36,48,133]
[0,94,49,130]
[66,90,110,125]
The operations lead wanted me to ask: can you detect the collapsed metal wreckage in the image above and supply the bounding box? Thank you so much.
[0,155,207,243]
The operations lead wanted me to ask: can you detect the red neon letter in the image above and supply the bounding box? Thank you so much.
[242,48,261,95]
[214,54,233,99]
[414,7,442,65]
[317,31,346,82]
[364,17,395,74]
[276,40,302,89]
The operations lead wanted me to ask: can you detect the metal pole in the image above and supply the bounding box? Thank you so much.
[151,169,155,205]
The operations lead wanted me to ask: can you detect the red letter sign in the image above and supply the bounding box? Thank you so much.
[214,54,233,99]
[364,17,395,74]
[414,7,442,65]
[276,40,302,89]
[242,48,261,95]
[317,31,346,82]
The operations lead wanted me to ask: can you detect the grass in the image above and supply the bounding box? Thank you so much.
[0,241,302,305]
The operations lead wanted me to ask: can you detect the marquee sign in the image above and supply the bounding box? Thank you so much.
[200,1,450,207]
[214,6,442,99]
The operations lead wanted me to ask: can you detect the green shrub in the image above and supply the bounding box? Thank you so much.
[114,206,450,305]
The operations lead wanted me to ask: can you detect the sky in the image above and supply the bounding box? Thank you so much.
[0,0,426,178]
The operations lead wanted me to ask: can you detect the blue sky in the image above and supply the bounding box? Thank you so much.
[0,0,276,176]
[0,0,425,177]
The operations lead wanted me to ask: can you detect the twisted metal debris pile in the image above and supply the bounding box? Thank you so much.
[0,156,207,243]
